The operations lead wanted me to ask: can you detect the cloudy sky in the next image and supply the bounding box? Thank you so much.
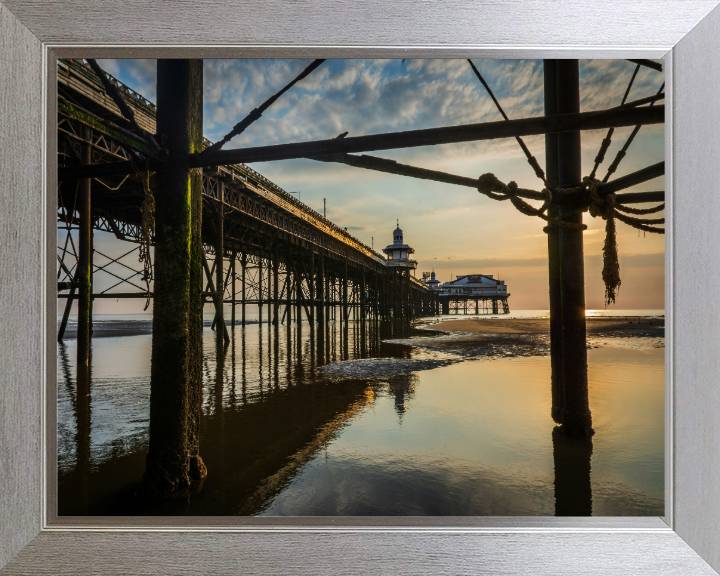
[90,58,664,312]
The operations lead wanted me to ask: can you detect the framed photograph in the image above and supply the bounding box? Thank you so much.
[2,1,720,574]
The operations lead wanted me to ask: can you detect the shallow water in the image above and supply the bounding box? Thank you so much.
[57,312,664,516]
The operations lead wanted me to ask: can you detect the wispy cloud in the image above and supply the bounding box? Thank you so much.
[97,58,665,310]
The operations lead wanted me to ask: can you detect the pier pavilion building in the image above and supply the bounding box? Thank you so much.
[437,274,510,315]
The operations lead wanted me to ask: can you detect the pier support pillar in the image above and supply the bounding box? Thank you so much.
[317,248,325,361]
[143,59,207,496]
[267,254,272,325]
[309,247,315,327]
[76,137,92,373]
[241,252,246,326]
[231,250,236,328]
[273,239,279,326]
[215,184,225,348]
[555,59,593,436]
[258,259,263,324]
[360,269,366,320]
[373,272,379,320]
[545,59,565,425]
[343,257,348,322]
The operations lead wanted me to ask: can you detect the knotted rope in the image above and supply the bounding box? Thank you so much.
[477,173,664,307]
[586,180,621,305]
[477,173,584,230]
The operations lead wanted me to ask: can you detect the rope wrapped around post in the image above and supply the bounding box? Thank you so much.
[477,172,665,307]
[476,173,583,229]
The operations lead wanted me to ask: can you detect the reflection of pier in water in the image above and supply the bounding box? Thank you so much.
[58,320,413,515]
[58,319,593,516]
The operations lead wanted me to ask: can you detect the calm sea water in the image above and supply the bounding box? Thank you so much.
[57,310,664,516]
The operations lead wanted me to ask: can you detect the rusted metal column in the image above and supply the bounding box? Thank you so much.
[295,259,302,329]
[273,239,279,326]
[318,248,325,324]
[89,226,94,336]
[267,253,272,325]
[360,269,366,320]
[76,137,92,372]
[258,259,263,324]
[317,247,325,361]
[556,59,593,436]
[215,184,225,346]
[373,271,379,320]
[342,257,349,323]
[544,59,564,425]
[58,283,76,342]
[231,250,236,328]
[241,252,246,326]
[143,59,206,497]
[286,243,293,330]
[309,246,315,327]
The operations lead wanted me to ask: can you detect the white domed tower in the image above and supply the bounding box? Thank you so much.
[382,220,417,270]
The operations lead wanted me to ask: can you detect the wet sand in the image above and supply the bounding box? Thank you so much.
[378,316,665,361]
[429,316,664,338]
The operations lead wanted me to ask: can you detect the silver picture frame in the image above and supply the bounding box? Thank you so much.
[2,0,720,573]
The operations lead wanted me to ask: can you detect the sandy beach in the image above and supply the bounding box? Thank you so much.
[378,315,666,359]
[429,316,664,338]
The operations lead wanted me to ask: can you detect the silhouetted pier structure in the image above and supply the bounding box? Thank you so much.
[57,57,665,496]
[57,58,439,346]
[440,295,510,315]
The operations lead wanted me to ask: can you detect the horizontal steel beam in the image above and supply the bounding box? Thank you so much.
[58,106,664,181]
[614,190,664,204]
[313,153,547,200]
[193,105,664,168]
[313,153,663,201]
[58,292,152,299]
[598,161,664,194]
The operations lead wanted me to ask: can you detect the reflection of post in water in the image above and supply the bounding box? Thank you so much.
[257,322,264,399]
[285,317,293,386]
[268,317,273,387]
[214,336,227,417]
[58,342,75,400]
[273,322,280,389]
[214,337,226,496]
[552,426,593,516]
[229,325,237,407]
[75,346,92,514]
[390,373,417,421]
[309,326,316,376]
